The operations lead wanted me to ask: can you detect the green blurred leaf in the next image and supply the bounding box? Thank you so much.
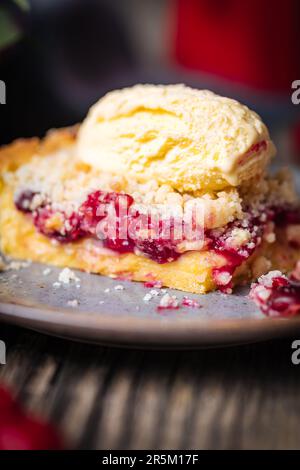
[0,7,22,50]
[13,0,30,11]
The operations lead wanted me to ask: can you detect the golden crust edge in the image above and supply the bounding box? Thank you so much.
[0,126,79,173]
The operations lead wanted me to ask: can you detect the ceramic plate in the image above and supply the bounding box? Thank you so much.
[1,261,300,348]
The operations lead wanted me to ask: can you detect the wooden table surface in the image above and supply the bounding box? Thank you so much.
[0,322,299,450]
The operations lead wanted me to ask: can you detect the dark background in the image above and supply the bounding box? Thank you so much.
[1,0,300,159]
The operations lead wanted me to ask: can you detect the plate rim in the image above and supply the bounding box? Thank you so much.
[1,299,299,348]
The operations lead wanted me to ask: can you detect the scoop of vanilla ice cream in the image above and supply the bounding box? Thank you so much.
[77,84,275,193]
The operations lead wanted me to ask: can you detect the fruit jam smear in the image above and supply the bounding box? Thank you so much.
[249,270,300,317]
[14,189,300,286]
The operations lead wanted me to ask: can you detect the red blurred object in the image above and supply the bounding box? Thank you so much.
[0,385,62,450]
[292,120,300,157]
[173,0,300,92]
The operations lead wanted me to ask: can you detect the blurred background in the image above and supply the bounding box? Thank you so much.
[1,0,300,160]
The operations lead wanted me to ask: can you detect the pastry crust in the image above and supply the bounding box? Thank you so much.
[0,126,79,174]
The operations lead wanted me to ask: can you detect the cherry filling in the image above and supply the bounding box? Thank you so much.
[80,190,134,233]
[207,213,266,292]
[208,207,300,292]
[134,217,181,263]
[14,189,300,283]
[249,273,300,317]
[33,207,84,243]
[15,189,182,263]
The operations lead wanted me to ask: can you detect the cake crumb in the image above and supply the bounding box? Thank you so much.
[150,289,160,296]
[53,282,61,288]
[158,293,179,310]
[104,288,110,293]
[143,293,153,302]
[114,284,124,290]
[43,268,51,276]
[67,299,79,308]
[213,271,232,286]
[58,267,80,284]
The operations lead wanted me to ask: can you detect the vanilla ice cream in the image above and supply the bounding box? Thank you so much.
[77,84,276,193]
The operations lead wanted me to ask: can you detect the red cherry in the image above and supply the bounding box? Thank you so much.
[0,385,62,450]
[0,386,22,423]
[135,239,180,264]
[0,416,62,450]
[0,386,16,409]
[104,237,135,253]
[33,208,84,243]
[272,276,289,288]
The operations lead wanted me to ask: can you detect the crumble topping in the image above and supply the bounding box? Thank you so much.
[256,270,286,287]
[240,168,298,209]
[7,147,244,230]
[6,141,298,240]
[223,227,251,249]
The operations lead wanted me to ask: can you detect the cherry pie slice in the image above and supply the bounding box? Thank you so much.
[1,85,300,294]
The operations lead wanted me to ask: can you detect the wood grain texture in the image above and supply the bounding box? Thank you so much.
[0,323,299,450]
